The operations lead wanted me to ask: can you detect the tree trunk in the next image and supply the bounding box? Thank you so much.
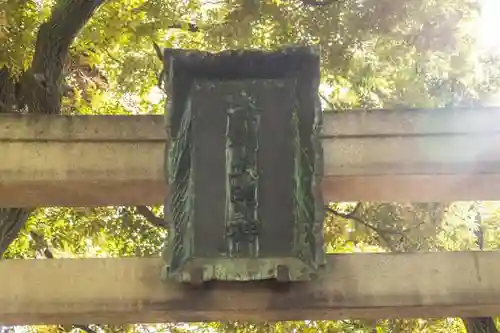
[0,0,105,257]
[463,318,499,333]
[0,208,33,257]
[461,209,499,333]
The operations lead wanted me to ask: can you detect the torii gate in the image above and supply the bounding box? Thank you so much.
[2,47,500,325]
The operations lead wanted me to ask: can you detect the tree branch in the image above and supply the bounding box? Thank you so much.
[135,206,169,229]
[319,92,335,111]
[168,22,200,32]
[326,203,407,235]
[30,231,54,259]
[301,0,337,7]
[325,203,399,251]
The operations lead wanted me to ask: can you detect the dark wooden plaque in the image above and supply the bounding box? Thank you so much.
[161,47,324,283]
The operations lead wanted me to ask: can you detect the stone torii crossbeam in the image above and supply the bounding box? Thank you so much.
[2,108,500,207]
